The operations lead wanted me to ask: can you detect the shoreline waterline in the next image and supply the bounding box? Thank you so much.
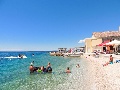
[0,52,120,90]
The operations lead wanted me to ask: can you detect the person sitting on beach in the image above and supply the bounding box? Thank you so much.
[103,55,113,66]
[76,64,80,68]
[65,67,71,73]
[109,55,113,64]
[29,65,34,74]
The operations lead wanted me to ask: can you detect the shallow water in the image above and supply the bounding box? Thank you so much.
[0,51,84,90]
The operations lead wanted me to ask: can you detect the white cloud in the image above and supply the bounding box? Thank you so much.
[78,39,85,43]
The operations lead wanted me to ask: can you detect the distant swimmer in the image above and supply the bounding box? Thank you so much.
[65,67,71,73]
[76,64,80,68]
[32,54,34,56]
[30,61,34,66]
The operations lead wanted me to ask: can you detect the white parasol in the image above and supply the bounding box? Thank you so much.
[106,40,120,46]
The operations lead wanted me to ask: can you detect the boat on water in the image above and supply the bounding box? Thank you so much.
[67,53,81,57]
[63,47,84,57]
[1,55,27,59]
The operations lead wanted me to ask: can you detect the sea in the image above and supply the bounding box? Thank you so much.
[0,51,88,90]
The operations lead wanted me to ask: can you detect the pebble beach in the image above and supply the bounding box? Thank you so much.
[63,54,120,90]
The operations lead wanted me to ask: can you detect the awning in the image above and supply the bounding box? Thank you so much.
[97,41,110,46]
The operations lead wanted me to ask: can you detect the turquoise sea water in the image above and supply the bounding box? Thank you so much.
[0,51,85,90]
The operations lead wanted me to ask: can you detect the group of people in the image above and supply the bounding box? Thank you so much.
[29,61,52,74]
[29,61,80,74]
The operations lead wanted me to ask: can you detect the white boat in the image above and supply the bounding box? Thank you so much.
[68,54,81,57]
[2,55,27,59]
[67,52,83,57]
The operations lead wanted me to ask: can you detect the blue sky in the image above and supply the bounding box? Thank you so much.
[0,0,120,51]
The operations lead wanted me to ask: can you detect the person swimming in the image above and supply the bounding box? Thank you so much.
[30,61,34,66]
[65,67,71,73]
[76,64,80,68]
[32,54,34,56]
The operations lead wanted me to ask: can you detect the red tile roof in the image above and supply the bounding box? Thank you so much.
[93,31,120,38]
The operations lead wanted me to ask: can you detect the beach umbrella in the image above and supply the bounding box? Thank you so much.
[105,40,120,46]
[97,43,104,46]
[106,40,120,52]
[97,41,109,46]
[111,40,120,45]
